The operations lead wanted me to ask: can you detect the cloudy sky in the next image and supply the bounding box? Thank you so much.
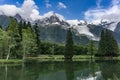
[0,0,120,27]
[0,0,111,19]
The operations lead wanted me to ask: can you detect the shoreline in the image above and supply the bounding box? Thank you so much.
[0,55,120,63]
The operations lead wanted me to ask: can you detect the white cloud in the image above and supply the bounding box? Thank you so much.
[0,5,21,16]
[20,0,40,21]
[46,3,52,8]
[30,9,41,21]
[112,0,120,5]
[45,0,52,8]
[84,0,120,31]
[0,0,41,21]
[58,2,67,9]
[67,20,80,26]
[96,0,102,8]
[67,20,87,26]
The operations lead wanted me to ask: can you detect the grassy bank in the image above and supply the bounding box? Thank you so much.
[27,55,120,61]
[0,55,91,63]
[26,55,93,60]
[0,59,23,64]
[0,55,120,64]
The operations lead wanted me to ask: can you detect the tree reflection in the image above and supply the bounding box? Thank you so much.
[5,65,8,80]
[64,59,74,80]
[97,60,120,80]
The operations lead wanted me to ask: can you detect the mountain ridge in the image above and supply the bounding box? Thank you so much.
[0,13,120,45]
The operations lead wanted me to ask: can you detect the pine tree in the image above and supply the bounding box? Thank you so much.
[23,21,27,29]
[0,25,2,29]
[27,22,32,31]
[64,28,74,59]
[97,30,105,56]
[33,23,41,55]
[97,29,119,57]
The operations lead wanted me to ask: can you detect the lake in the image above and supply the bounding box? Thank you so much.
[0,60,120,80]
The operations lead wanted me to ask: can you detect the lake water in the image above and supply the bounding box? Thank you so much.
[0,60,120,80]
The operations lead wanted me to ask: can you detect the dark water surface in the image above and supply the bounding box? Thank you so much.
[0,60,120,80]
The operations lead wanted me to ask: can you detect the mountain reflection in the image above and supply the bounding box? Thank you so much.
[76,71,102,80]
[75,61,103,80]
[64,60,103,80]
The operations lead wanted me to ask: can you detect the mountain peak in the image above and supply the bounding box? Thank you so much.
[42,11,65,22]
[14,14,24,22]
[34,11,69,26]
[42,11,55,18]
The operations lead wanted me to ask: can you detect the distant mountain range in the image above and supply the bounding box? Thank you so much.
[0,12,120,45]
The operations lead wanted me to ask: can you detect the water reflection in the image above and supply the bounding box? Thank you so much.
[75,61,103,80]
[0,60,120,80]
[64,59,74,80]
[97,60,120,80]
[77,71,102,80]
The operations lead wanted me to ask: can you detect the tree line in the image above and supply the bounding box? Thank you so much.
[64,23,119,59]
[0,17,90,60]
[0,17,119,60]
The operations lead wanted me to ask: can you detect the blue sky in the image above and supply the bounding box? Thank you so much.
[0,0,111,20]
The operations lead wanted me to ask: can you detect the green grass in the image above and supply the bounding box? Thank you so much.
[26,55,92,60]
[27,55,120,61]
[73,55,92,59]
[0,59,23,64]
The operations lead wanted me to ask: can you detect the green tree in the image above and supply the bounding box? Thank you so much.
[73,45,88,55]
[88,40,94,59]
[33,23,41,55]
[64,28,74,59]
[97,29,119,57]
[97,30,105,56]
[22,27,37,60]
[6,17,21,59]
[23,21,27,29]
[0,29,16,60]
[0,27,6,59]
[0,25,2,29]
[18,20,23,40]
[27,22,32,31]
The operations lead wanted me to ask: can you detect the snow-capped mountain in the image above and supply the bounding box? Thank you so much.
[34,11,70,27]
[66,20,97,40]
[0,13,120,44]
[33,13,98,40]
